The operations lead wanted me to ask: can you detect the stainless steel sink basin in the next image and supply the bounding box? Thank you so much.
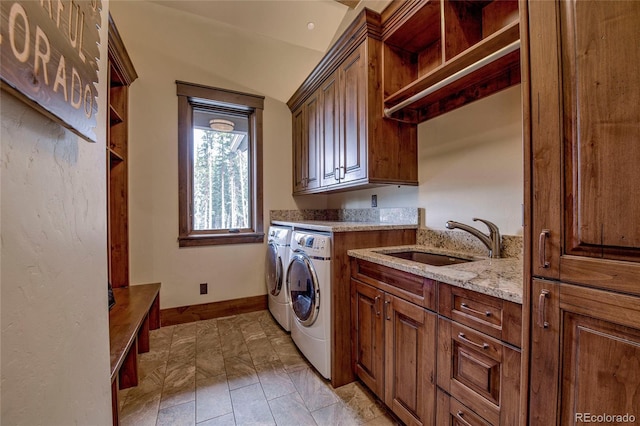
[383,251,472,266]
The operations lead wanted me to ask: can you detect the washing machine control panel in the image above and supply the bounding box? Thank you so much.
[291,231,331,257]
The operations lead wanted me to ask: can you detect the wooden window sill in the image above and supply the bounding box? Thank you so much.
[178,232,265,247]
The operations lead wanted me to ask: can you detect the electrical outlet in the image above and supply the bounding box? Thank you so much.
[371,194,377,207]
[200,283,208,295]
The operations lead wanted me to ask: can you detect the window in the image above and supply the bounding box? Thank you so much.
[177,81,264,246]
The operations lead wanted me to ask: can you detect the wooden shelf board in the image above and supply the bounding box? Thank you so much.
[383,21,520,109]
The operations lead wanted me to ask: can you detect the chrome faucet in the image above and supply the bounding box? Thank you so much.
[445,218,501,258]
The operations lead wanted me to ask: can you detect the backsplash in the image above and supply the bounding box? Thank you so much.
[270,208,421,224]
[417,228,523,259]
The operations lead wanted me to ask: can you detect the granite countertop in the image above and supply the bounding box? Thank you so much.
[271,220,419,233]
[348,245,523,304]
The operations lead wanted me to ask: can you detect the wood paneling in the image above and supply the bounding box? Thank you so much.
[160,295,267,326]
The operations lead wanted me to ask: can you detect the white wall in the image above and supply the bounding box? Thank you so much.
[0,5,112,424]
[327,85,524,235]
[109,1,326,309]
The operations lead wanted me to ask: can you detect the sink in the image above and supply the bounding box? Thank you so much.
[382,251,472,266]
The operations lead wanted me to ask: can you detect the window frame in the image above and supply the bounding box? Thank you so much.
[177,81,264,247]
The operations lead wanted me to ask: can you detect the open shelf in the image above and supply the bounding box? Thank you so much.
[381,0,520,123]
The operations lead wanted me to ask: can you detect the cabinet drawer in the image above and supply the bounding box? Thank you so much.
[351,259,436,310]
[436,389,494,426]
[439,283,521,347]
[437,318,520,426]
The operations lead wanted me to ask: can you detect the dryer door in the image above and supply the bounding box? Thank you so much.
[286,250,320,327]
[265,242,283,296]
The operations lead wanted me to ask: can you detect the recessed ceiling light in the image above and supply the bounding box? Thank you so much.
[307,22,315,30]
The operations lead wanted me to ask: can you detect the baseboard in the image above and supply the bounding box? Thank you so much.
[160,294,268,326]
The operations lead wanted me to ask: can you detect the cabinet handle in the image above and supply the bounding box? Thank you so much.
[460,302,491,317]
[458,332,489,350]
[340,165,346,180]
[374,296,381,317]
[334,167,340,181]
[538,289,550,329]
[384,300,391,321]
[538,229,551,268]
[456,410,472,426]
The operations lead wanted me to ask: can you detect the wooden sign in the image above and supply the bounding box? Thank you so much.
[1,0,102,143]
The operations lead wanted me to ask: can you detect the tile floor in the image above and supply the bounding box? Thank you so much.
[118,310,399,426]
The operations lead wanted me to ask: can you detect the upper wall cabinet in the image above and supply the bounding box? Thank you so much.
[381,0,521,123]
[288,9,418,195]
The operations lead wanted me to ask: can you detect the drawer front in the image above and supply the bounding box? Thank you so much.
[436,389,494,426]
[438,318,521,425]
[351,258,436,310]
[439,283,522,347]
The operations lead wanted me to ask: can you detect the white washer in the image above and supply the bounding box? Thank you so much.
[265,225,293,331]
[286,230,332,379]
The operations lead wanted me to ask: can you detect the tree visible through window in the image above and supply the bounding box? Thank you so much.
[192,126,249,230]
[177,81,264,246]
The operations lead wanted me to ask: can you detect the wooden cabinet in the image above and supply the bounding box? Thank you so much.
[292,91,320,192]
[438,283,521,426]
[380,0,521,122]
[107,15,137,288]
[525,1,640,424]
[528,0,640,290]
[288,9,417,195]
[530,280,640,425]
[437,389,493,426]
[351,261,437,426]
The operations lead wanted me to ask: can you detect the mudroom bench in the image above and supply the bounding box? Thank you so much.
[109,282,161,425]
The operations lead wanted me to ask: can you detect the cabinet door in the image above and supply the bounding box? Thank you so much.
[338,42,368,184]
[530,279,640,425]
[292,93,321,194]
[320,70,341,187]
[292,106,306,193]
[305,92,321,191]
[351,279,384,397]
[384,294,436,426]
[436,389,494,426]
[529,0,640,290]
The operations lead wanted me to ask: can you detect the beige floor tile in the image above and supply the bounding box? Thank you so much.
[311,402,360,426]
[230,382,274,425]
[196,373,232,423]
[364,414,401,425]
[334,381,386,422]
[246,336,279,366]
[255,360,297,400]
[289,367,339,412]
[268,392,317,426]
[196,352,226,381]
[224,355,259,390]
[160,363,196,409]
[119,391,161,426]
[196,412,237,426]
[157,400,196,426]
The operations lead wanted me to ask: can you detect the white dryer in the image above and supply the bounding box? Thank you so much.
[265,225,293,331]
[286,230,332,379]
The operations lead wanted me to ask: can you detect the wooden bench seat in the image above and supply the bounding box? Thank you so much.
[109,283,161,425]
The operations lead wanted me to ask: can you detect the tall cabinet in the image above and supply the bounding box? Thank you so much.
[525,1,640,424]
[107,16,137,288]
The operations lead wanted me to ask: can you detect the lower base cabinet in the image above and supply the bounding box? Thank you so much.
[351,258,521,426]
[351,278,436,426]
[436,390,493,426]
